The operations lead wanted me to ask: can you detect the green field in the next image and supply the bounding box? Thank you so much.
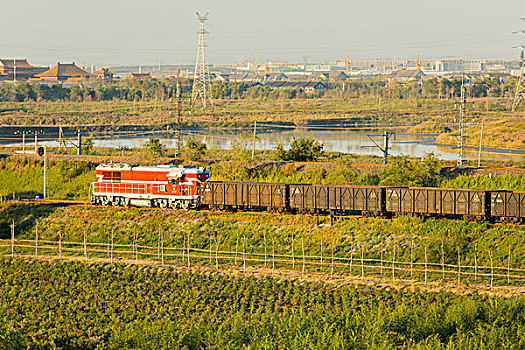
[2,257,525,350]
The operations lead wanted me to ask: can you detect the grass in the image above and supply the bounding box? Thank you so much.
[0,157,95,200]
[2,203,525,280]
[2,156,525,203]
[436,118,525,151]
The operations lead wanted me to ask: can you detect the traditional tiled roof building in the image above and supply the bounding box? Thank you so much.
[127,72,153,80]
[314,71,349,80]
[389,69,426,83]
[0,58,47,81]
[34,62,92,81]
[260,81,326,91]
[94,68,116,80]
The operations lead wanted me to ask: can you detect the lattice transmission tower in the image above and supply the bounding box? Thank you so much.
[512,49,525,111]
[191,12,213,109]
[512,18,525,112]
[175,71,183,157]
[457,74,467,167]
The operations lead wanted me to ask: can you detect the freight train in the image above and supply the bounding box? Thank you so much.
[90,164,525,223]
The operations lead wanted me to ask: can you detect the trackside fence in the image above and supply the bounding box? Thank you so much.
[2,233,525,293]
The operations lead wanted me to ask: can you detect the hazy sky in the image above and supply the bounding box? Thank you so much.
[1,0,524,67]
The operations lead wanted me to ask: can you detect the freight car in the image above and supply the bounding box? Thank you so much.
[90,164,524,223]
[200,181,524,223]
[200,181,288,212]
[288,184,385,216]
[490,191,525,223]
[385,187,497,221]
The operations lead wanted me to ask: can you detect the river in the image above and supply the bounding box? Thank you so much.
[3,127,525,161]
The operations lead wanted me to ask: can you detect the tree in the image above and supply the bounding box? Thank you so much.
[276,137,323,162]
[82,134,94,155]
[144,138,165,157]
[183,140,207,162]
[378,153,442,187]
[231,131,258,161]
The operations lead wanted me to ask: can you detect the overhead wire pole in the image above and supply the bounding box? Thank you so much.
[191,12,213,109]
[512,17,525,112]
[361,132,394,165]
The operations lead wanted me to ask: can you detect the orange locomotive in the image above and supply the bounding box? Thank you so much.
[90,163,209,209]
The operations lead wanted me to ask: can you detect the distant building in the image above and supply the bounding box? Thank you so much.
[211,72,228,81]
[347,58,405,72]
[94,68,116,80]
[0,58,47,81]
[228,72,287,83]
[34,62,92,82]
[261,81,326,91]
[314,71,349,80]
[389,69,426,83]
[127,72,153,80]
[435,60,485,73]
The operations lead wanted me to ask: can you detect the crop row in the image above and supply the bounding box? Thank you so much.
[2,257,525,349]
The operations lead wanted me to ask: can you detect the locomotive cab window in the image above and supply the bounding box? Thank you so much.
[102,171,112,183]
[112,172,121,183]
[168,178,179,185]
[101,171,121,183]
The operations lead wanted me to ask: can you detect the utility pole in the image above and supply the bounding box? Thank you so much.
[43,146,47,198]
[77,130,82,155]
[361,132,395,164]
[191,12,213,109]
[14,130,29,154]
[175,71,183,157]
[457,74,466,167]
[251,120,257,160]
[58,125,63,154]
[477,122,484,167]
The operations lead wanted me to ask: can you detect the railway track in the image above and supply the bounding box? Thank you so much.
[6,198,523,226]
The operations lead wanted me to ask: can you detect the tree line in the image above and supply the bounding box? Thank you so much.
[0,75,518,103]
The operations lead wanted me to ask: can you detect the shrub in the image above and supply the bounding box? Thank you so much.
[144,138,165,157]
[183,140,207,162]
[276,137,323,162]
